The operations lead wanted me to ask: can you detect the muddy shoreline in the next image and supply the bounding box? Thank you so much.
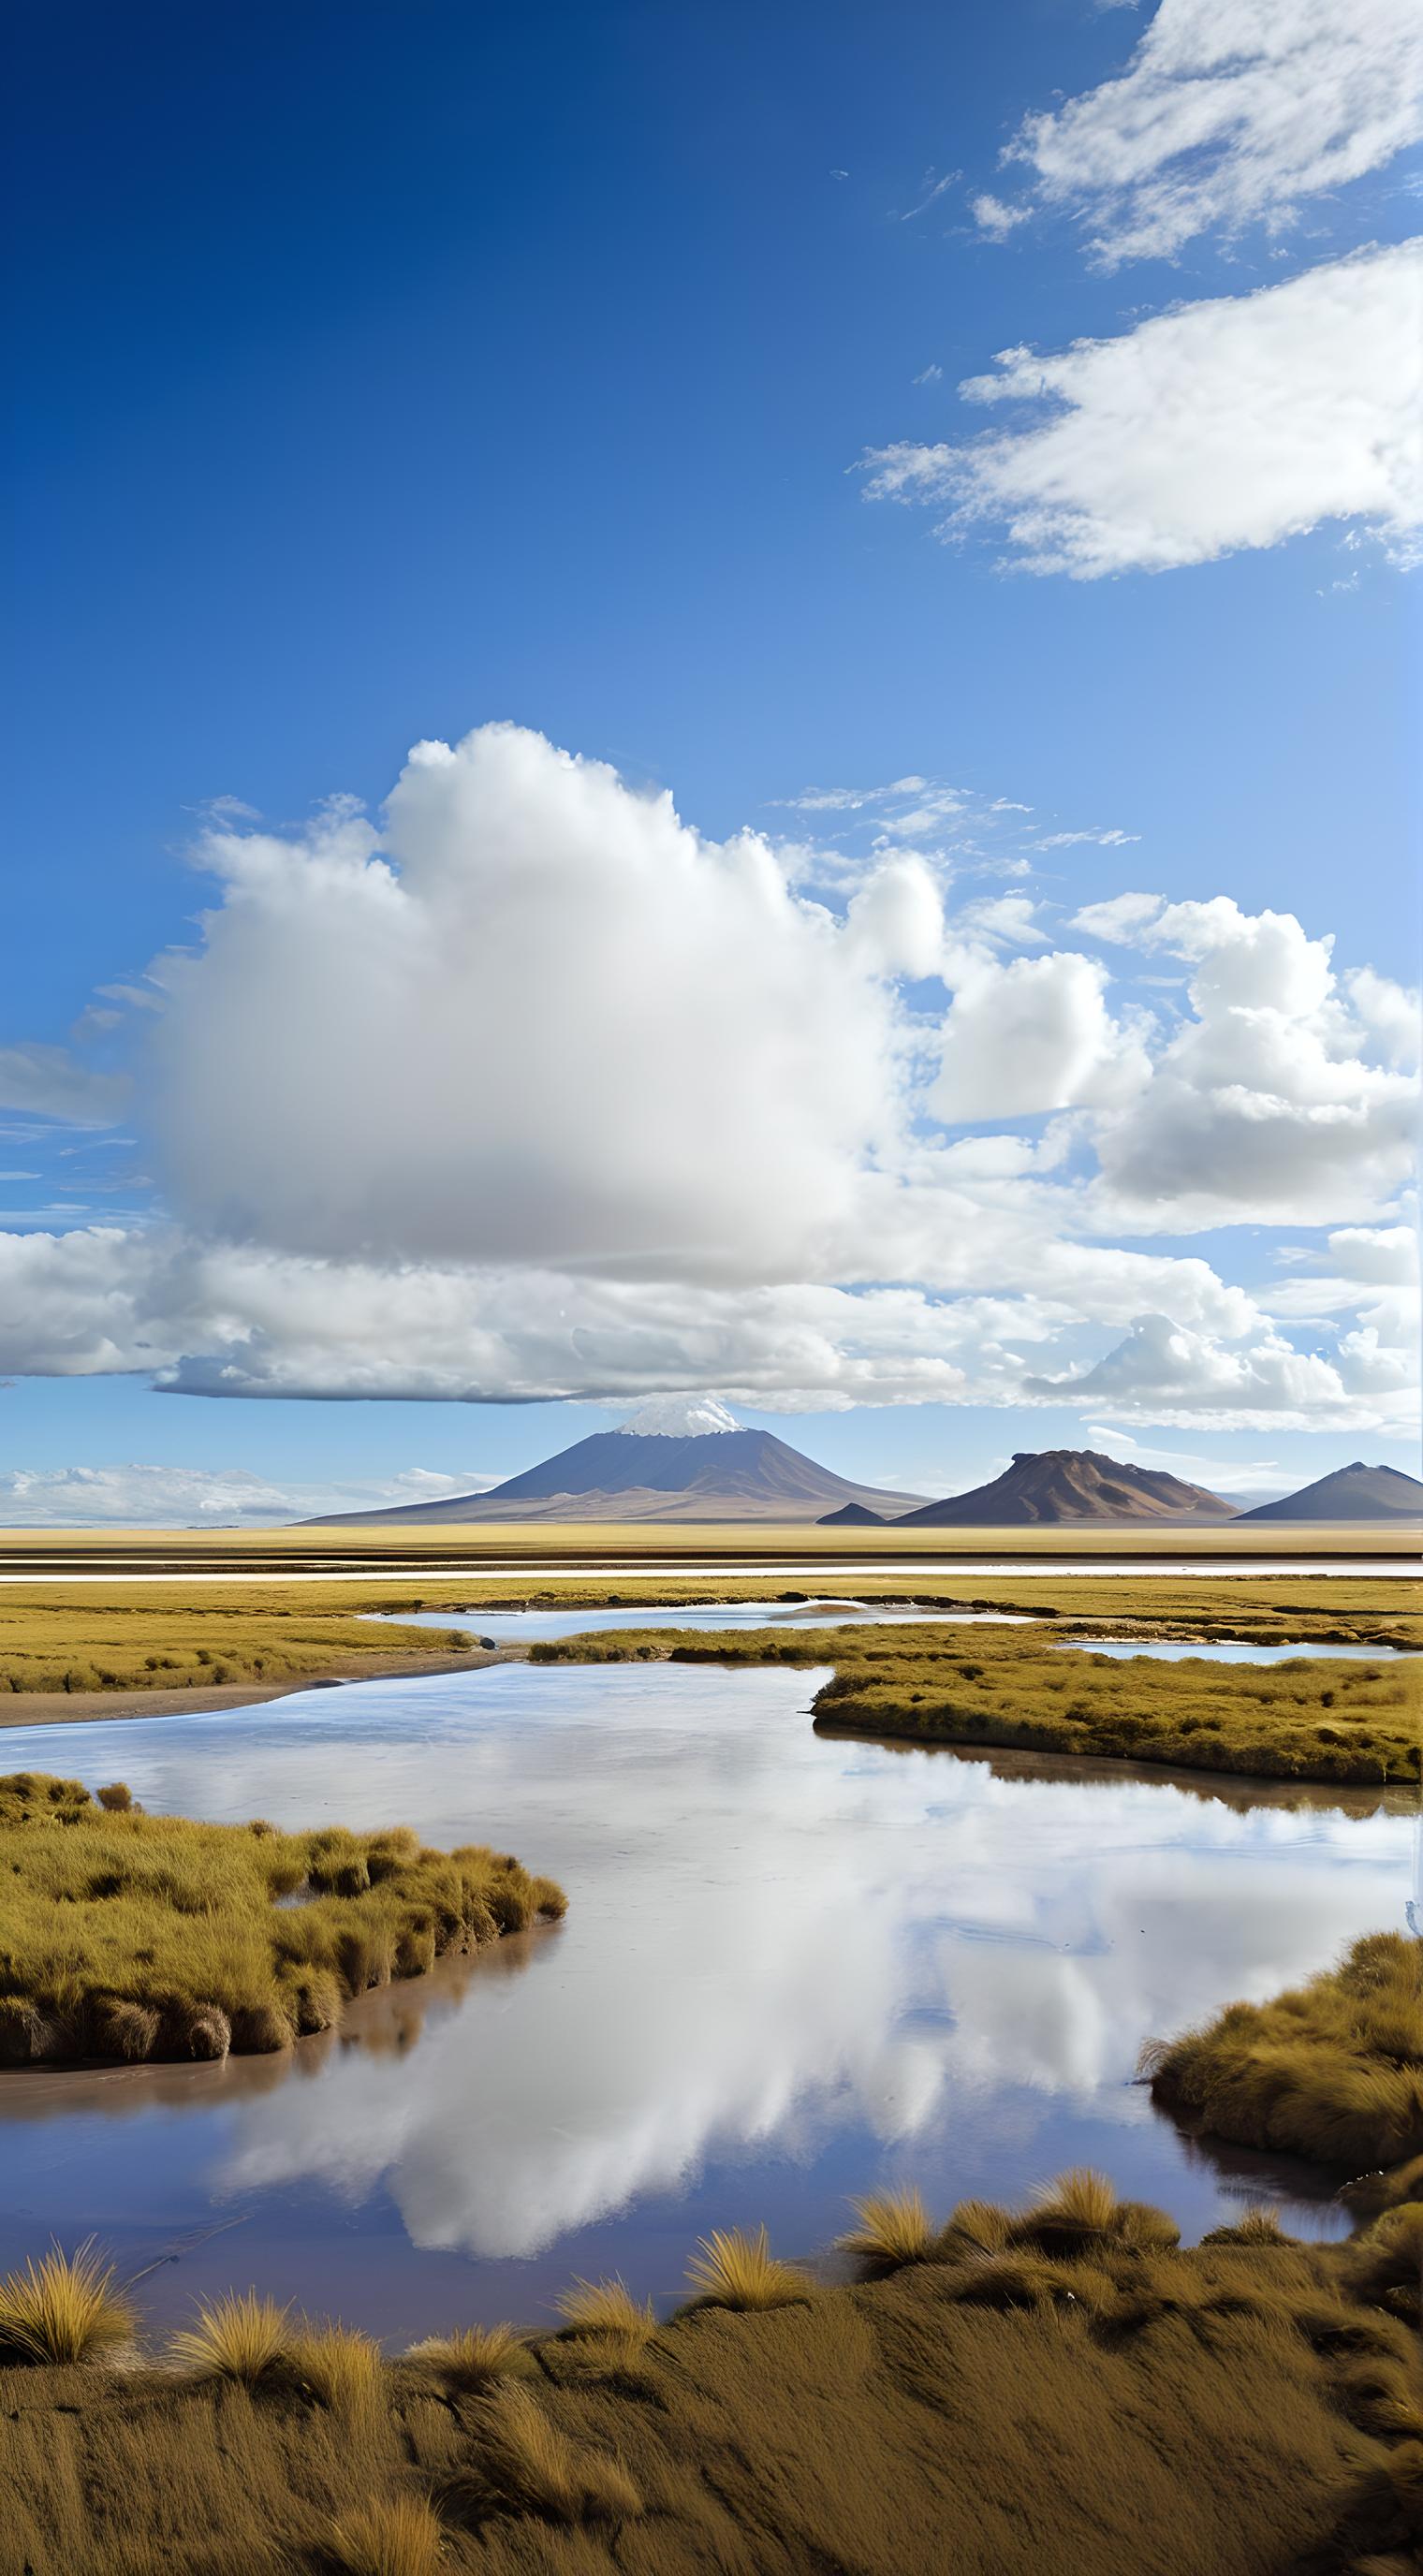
[0,1647,530,1729]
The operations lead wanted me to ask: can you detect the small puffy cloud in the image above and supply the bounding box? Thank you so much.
[861,241,1423,576]
[972,193,1029,239]
[844,856,946,978]
[931,952,1150,1123]
[1071,891,1171,943]
[990,0,1423,267]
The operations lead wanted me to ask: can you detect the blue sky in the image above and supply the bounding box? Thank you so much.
[2,0,1419,1520]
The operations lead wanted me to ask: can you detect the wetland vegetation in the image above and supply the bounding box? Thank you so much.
[0,1568,1414,1712]
[0,1772,565,2067]
[534,1620,1422,1786]
[1146,1929,1423,2186]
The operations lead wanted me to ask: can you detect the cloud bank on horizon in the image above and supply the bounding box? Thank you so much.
[0,720,1416,1440]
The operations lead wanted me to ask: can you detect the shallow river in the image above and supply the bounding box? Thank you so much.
[0,1661,1414,2346]
[370,1603,1415,1661]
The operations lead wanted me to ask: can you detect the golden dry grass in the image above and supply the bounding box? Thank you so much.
[555,2276,656,2342]
[682,2224,817,2313]
[0,1594,477,1696]
[535,1618,1422,1785]
[0,2242,134,2364]
[0,1770,565,2066]
[0,1552,1414,1711]
[287,2320,383,2410]
[169,2291,291,2385]
[330,2493,447,2576]
[403,2323,538,2393]
[1,2182,1420,2573]
[0,1519,1405,1562]
[1147,1930,1423,2176]
[450,2383,643,2526]
[838,2186,936,2275]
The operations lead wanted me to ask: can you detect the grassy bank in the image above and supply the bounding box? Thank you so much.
[532,1622,1423,1787]
[1147,1929,1423,2189]
[0,1573,1415,1704]
[0,2169,1418,2575]
[0,1598,478,1696]
[0,1772,565,2067]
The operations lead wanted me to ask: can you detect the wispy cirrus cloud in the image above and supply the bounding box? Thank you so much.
[862,240,1423,576]
[977,0,1423,267]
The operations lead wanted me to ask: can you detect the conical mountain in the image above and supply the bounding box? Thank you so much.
[303,1398,920,1524]
[1235,1463,1423,1522]
[895,1449,1236,1527]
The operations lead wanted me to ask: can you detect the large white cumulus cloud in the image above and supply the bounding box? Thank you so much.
[150,726,912,1281]
[0,726,1416,1436]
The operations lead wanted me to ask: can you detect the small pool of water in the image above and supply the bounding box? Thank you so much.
[1051,1640,1416,1665]
[0,1663,1411,2346]
[365,1601,1037,1643]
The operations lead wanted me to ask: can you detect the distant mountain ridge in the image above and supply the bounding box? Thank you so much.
[303,1400,919,1525]
[1236,1463,1423,1522]
[895,1449,1237,1527]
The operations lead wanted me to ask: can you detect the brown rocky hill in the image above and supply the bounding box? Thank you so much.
[894,1449,1237,1527]
[1236,1462,1423,1522]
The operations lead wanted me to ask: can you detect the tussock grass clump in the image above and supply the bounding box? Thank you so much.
[0,1771,565,2066]
[556,2276,656,2343]
[682,2224,816,2313]
[0,2240,134,2364]
[839,2187,936,2276]
[169,2291,291,2385]
[287,2320,383,2409]
[330,2493,447,2576]
[1147,1930,1423,2176]
[1012,2168,1122,2255]
[453,2383,643,2526]
[935,2196,1014,2262]
[403,2323,537,2391]
[1201,2208,1299,2247]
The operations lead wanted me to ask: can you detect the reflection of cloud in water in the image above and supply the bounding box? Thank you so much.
[110,1662,1401,2262]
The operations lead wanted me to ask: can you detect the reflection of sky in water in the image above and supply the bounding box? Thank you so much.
[1050,1640,1416,1664]
[373,1603,1415,1661]
[0,1663,1413,2338]
[364,1601,1036,1639]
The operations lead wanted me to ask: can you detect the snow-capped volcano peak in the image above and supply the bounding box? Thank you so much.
[619,1394,739,1438]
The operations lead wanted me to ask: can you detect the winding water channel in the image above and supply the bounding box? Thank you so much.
[0,1655,1414,2346]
